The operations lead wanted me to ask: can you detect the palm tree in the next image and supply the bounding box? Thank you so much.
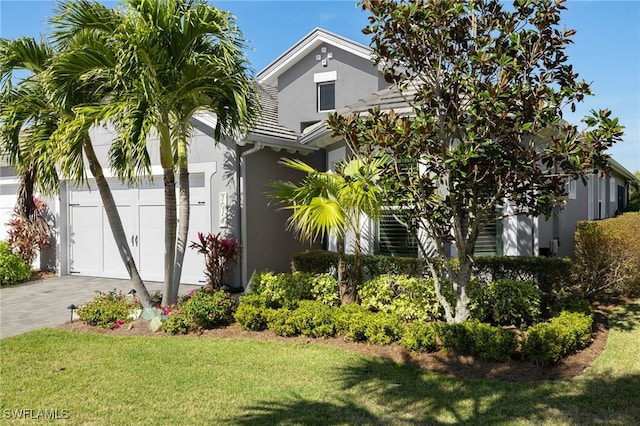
[54,0,258,305]
[1,22,154,306]
[271,155,387,304]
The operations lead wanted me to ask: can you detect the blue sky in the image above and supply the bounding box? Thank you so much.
[1,0,638,172]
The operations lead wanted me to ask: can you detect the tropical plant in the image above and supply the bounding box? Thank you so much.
[329,0,623,322]
[62,0,258,305]
[5,198,51,265]
[270,155,387,304]
[189,232,239,289]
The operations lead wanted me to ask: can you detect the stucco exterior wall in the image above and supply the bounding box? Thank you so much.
[242,148,324,282]
[277,43,385,132]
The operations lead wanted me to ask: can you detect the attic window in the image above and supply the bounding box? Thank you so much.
[317,82,335,112]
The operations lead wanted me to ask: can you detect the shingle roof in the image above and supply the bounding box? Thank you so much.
[249,85,299,142]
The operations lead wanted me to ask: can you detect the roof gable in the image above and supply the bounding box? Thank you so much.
[257,27,373,86]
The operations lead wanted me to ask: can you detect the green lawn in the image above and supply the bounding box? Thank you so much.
[2,300,639,425]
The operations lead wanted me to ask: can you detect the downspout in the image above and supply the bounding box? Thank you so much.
[238,142,263,287]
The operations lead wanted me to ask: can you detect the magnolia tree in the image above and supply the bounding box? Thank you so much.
[328,0,623,323]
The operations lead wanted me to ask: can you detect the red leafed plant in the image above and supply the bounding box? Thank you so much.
[189,232,239,289]
[6,198,51,265]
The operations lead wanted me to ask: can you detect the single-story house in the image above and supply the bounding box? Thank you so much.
[1,28,635,286]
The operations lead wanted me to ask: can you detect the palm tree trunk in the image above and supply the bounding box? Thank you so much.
[17,169,36,219]
[337,236,356,304]
[83,134,152,307]
[159,118,176,306]
[171,162,190,303]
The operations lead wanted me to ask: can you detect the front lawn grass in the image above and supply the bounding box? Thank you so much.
[2,300,639,425]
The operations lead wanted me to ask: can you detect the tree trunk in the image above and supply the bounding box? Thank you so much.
[337,237,357,304]
[453,254,472,323]
[171,163,190,303]
[83,135,152,307]
[161,167,177,307]
[17,169,36,218]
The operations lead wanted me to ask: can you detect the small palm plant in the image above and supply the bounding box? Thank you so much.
[189,232,239,289]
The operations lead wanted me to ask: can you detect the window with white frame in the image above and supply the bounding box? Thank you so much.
[567,179,577,200]
[610,177,616,202]
[598,176,605,218]
[317,82,335,112]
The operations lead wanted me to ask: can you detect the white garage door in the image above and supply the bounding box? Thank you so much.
[68,173,209,285]
[0,182,18,242]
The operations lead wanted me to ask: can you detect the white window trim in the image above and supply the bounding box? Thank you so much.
[568,179,577,200]
[610,177,616,203]
[313,70,337,83]
[317,81,335,113]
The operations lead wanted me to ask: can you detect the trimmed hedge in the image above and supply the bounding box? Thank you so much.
[574,213,640,299]
[471,279,541,326]
[400,322,439,353]
[291,250,571,296]
[437,320,517,362]
[522,311,593,366]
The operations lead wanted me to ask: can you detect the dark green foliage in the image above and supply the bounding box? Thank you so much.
[438,320,517,362]
[162,310,192,335]
[522,311,593,366]
[77,290,142,329]
[359,274,444,322]
[472,256,573,296]
[471,279,541,326]
[180,289,236,329]
[287,300,338,338]
[0,241,32,286]
[291,250,425,280]
[364,312,403,345]
[234,303,269,331]
[549,295,593,317]
[400,322,439,353]
[266,308,298,337]
[335,304,373,342]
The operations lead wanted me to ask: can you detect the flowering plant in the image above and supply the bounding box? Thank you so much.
[189,232,239,289]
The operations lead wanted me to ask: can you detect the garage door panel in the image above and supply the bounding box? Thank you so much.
[138,205,165,282]
[102,205,134,278]
[0,183,17,241]
[69,205,102,275]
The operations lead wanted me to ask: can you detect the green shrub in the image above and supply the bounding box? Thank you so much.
[472,256,573,296]
[288,300,337,338]
[162,309,192,334]
[359,274,444,322]
[522,311,593,366]
[574,213,640,299]
[310,273,340,306]
[400,322,439,353]
[234,303,269,331]
[180,289,236,329]
[266,308,298,337]
[549,295,593,317]
[335,304,371,342]
[0,241,32,286]
[249,271,314,308]
[438,320,517,362]
[471,279,541,326]
[77,290,142,329]
[364,312,403,345]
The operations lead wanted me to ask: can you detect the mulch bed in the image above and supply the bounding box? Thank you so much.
[56,304,612,383]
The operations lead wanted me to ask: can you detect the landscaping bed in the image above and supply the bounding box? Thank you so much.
[56,303,611,383]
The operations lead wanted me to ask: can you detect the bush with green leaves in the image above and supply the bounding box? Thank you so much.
[359,274,444,322]
[573,213,640,299]
[180,289,236,329]
[364,312,403,345]
[400,322,439,353]
[266,308,298,337]
[287,300,338,338]
[522,311,593,366]
[549,295,593,317]
[249,271,314,308]
[234,302,270,331]
[0,241,32,286]
[335,303,373,342]
[310,273,340,306]
[438,320,517,362]
[162,309,192,335]
[471,279,541,326]
[77,290,142,329]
